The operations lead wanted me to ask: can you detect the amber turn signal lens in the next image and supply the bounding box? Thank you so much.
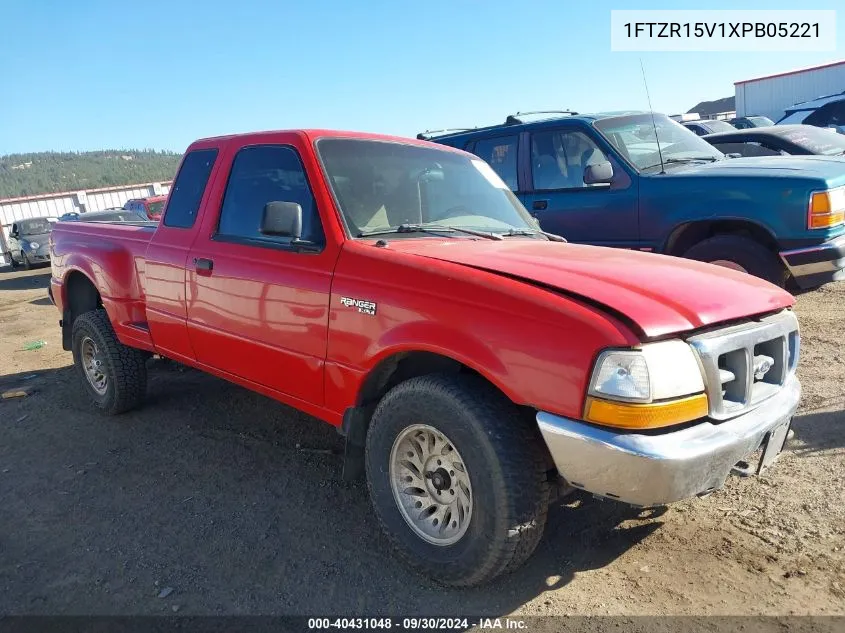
[809,190,845,229]
[583,393,709,430]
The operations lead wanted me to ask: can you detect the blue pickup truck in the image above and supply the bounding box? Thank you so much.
[423,111,845,289]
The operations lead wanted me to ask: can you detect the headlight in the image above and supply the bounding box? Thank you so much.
[28,241,40,250]
[808,187,845,229]
[584,340,708,429]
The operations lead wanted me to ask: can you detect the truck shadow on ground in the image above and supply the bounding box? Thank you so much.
[0,267,51,291]
[790,406,845,455]
[0,362,829,616]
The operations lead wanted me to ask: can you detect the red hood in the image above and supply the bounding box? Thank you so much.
[386,240,794,338]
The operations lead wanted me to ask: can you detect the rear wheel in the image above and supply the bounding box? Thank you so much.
[9,254,18,269]
[72,310,147,414]
[684,235,787,287]
[365,374,550,587]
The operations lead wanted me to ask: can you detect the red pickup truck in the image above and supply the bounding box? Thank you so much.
[49,129,801,587]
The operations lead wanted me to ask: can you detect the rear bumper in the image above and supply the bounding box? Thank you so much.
[535,376,800,507]
[780,234,845,289]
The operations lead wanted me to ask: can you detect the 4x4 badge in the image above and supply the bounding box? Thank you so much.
[340,297,377,316]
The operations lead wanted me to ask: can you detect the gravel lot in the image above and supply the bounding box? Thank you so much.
[1,266,843,618]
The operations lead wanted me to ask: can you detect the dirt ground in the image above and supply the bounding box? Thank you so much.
[0,265,842,618]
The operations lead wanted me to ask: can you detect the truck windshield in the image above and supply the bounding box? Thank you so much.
[18,219,52,235]
[594,113,724,172]
[317,138,538,238]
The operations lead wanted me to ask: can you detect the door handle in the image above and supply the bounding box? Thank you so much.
[532,200,548,211]
[193,257,213,273]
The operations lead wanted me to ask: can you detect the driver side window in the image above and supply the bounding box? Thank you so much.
[530,130,610,191]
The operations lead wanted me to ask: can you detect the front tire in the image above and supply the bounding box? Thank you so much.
[71,310,147,415]
[365,374,550,587]
[21,252,32,270]
[684,235,787,287]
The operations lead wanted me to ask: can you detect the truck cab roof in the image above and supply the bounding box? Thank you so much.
[416,111,651,146]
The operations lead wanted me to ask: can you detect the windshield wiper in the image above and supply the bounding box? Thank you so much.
[499,227,567,242]
[664,157,720,163]
[358,223,503,240]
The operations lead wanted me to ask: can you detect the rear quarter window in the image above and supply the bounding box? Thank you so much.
[470,136,519,191]
[163,149,218,228]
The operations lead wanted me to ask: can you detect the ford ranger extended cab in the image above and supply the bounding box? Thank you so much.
[424,111,845,290]
[49,129,801,587]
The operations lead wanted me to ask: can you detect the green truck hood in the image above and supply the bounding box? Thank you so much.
[671,155,845,188]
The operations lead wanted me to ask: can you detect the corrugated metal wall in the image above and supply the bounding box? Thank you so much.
[0,182,170,263]
[735,62,845,122]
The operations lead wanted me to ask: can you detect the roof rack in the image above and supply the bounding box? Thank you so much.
[416,128,474,140]
[505,110,578,125]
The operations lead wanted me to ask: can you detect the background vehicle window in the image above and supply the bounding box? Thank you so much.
[701,120,736,134]
[217,145,324,246]
[712,141,783,157]
[779,126,845,155]
[163,149,218,228]
[471,136,518,190]
[530,130,610,190]
[805,101,845,128]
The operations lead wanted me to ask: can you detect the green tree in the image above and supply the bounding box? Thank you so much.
[0,150,182,198]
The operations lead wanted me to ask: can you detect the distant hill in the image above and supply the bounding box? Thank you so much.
[687,96,735,116]
[0,150,182,199]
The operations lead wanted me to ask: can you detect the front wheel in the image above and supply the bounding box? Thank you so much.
[365,374,550,587]
[72,310,148,415]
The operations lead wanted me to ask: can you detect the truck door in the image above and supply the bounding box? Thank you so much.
[518,125,639,247]
[144,147,221,362]
[185,142,336,406]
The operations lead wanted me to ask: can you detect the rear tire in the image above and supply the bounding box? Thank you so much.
[365,374,550,587]
[72,310,147,415]
[9,255,18,269]
[684,235,787,287]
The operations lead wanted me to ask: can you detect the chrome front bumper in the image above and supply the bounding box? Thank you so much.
[536,376,800,507]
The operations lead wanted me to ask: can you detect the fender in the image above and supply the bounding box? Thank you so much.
[54,231,153,351]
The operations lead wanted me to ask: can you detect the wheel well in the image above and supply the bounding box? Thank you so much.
[665,220,779,257]
[340,352,493,480]
[356,351,471,407]
[62,271,102,350]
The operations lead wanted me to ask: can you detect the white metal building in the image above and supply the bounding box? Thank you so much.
[735,59,845,123]
[0,181,170,265]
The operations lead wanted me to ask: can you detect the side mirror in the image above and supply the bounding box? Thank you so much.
[419,167,445,182]
[583,161,614,185]
[261,201,302,238]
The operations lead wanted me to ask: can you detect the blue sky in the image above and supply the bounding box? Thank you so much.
[0,0,842,154]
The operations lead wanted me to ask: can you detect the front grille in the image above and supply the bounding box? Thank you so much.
[688,310,799,420]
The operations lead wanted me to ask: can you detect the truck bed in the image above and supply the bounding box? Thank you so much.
[50,221,157,351]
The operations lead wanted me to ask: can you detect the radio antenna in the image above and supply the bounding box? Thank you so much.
[640,58,665,175]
